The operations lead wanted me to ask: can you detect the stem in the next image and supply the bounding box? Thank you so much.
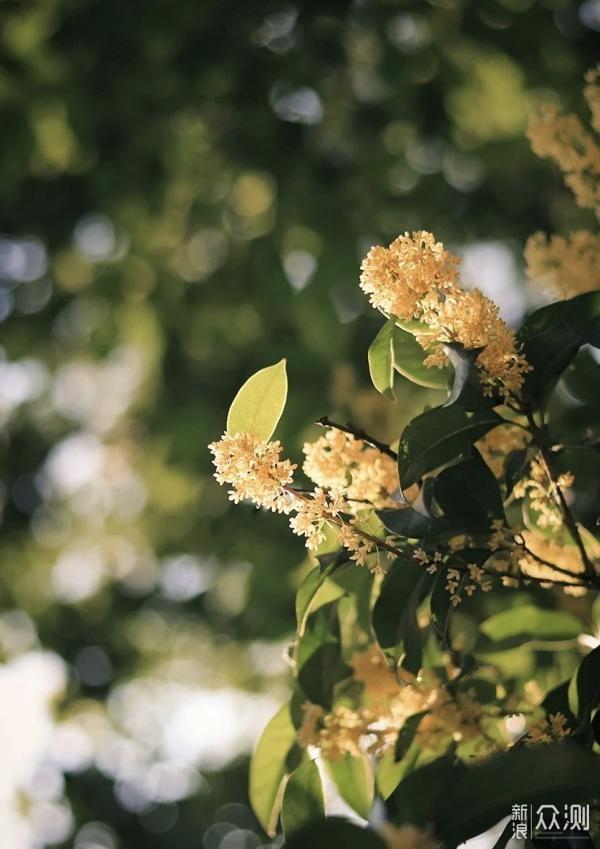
[525,409,597,582]
[315,416,397,461]
[511,539,590,583]
[284,486,596,590]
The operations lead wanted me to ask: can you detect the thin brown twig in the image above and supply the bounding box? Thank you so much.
[525,409,597,582]
[510,539,590,583]
[284,486,597,590]
[315,416,398,461]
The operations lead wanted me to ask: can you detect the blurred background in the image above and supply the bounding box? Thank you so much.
[0,1,598,847]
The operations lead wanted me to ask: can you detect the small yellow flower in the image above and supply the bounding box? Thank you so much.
[523,712,571,746]
[288,487,347,550]
[525,230,600,298]
[527,94,600,217]
[359,231,530,398]
[360,230,459,319]
[208,432,296,512]
[303,429,398,509]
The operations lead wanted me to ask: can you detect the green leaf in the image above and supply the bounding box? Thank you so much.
[398,405,502,489]
[284,818,386,849]
[430,568,454,649]
[542,680,573,717]
[388,743,600,845]
[434,450,504,530]
[325,754,374,819]
[373,557,432,665]
[442,343,485,408]
[378,506,451,539]
[480,605,581,648]
[392,325,451,389]
[568,645,600,718]
[296,603,351,708]
[368,318,396,398]
[249,702,297,835]
[376,745,420,799]
[395,317,430,335]
[521,325,581,401]
[296,560,343,635]
[395,711,428,762]
[226,358,288,440]
[519,292,600,399]
[281,758,325,836]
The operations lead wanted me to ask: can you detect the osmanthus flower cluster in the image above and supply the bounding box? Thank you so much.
[525,65,600,298]
[297,645,489,762]
[359,230,530,398]
[209,68,600,849]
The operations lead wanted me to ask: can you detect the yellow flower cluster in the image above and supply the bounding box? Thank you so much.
[303,429,398,508]
[513,458,574,529]
[360,231,459,318]
[526,66,600,298]
[288,487,347,550]
[523,712,571,746]
[210,434,379,562]
[378,823,440,849]
[518,531,587,597]
[584,65,600,134]
[527,104,600,217]
[477,424,530,478]
[446,563,492,607]
[525,230,600,298]
[208,432,296,513]
[413,547,443,574]
[350,645,405,702]
[338,520,377,566]
[298,649,485,761]
[360,231,530,397]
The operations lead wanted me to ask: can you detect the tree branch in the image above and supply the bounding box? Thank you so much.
[315,416,398,460]
[525,409,597,582]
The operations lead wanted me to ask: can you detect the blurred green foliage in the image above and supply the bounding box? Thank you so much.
[0,0,598,847]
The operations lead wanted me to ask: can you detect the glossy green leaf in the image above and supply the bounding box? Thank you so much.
[442,342,486,408]
[284,818,386,849]
[376,745,420,799]
[378,506,451,539]
[395,317,429,335]
[281,758,325,836]
[368,318,395,397]
[519,291,600,399]
[568,645,600,718]
[373,557,432,664]
[388,743,600,845]
[395,711,428,762]
[434,450,504,530]
[249,702,297,835]
[296,603,351,708]
[430,568,454,649]
[226,358,288,440]
[392,325,451,389]
[326,754,374,819]
[296,559,345,635]
[398,405,501,489]
[480,605,581,647]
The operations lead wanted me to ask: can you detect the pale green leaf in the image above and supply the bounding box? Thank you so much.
[281,758,324,836]
[326,754,374,819]
[249,703,296,835]
[480,605,581,646]
[368,318,395,398]
[226,358,288,441]
[393,325,451,389]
